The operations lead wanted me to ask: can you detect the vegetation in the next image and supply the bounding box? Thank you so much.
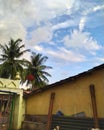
[0,38,29,79]
[22,52,52,87]
[0,38,52,88]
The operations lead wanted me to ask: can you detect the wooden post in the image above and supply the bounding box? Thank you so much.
[47,92,55,130]
[89,84,99,128]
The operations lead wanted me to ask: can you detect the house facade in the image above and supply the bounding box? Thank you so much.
[25,64,104,118]
[1,64,104,129]
[0,78,25,130]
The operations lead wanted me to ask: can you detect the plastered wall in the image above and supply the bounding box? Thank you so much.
[26,69,104,118]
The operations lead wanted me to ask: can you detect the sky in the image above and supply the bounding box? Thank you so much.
[0,0,104,84]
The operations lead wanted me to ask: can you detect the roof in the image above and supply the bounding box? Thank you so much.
[24,63,104,98]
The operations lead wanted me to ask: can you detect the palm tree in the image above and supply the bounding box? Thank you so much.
[0,38,29,79]
[23,52,52,88]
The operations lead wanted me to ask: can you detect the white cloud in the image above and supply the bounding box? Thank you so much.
[42,0,75,16]
[80,3,104,30]
[0,0,33,43]
[8,0,75,25]
[93,5,104,12]
[79,17,86,31]
[33,45,44,51]
[59,47,85,62]
[97,58,104,62]
[32,44,85,63]
[0,19,26,44]
[63,29,101,51]
[20,51,31,62]
[0,0,77,43]
[46,47,85,63]
[52,20,76,30]
[28,25,53,45]
[0,0,103,45]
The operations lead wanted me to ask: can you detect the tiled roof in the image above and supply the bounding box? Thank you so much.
[24,63,104,98]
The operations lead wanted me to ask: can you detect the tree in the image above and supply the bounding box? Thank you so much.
[0,38,29,79]
[23,52,52,88]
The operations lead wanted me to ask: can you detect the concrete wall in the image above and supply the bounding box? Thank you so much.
[13,91,25,130]
[26,68,104,118]
[0,78,25,130]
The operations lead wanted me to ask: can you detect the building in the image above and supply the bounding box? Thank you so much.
[1,63,104,130]
[0,78,25,130]
[23,64,104,130]
[25,63,104,118]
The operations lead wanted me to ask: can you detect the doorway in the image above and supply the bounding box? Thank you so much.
[0,94,14,130]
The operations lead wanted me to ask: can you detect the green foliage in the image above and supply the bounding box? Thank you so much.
[0,38,29,79]
[0,38,52,88]
[22,52,52,87]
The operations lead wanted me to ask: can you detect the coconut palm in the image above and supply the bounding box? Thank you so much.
[0,38,29,79]
[23,52,52,87]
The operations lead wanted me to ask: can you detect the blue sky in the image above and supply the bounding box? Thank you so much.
[0,0,104,83]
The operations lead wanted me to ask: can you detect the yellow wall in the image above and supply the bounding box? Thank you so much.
[13,92,25,130]
[26,68,104,118]
[0,78,24,130]
[0,78,20,88]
